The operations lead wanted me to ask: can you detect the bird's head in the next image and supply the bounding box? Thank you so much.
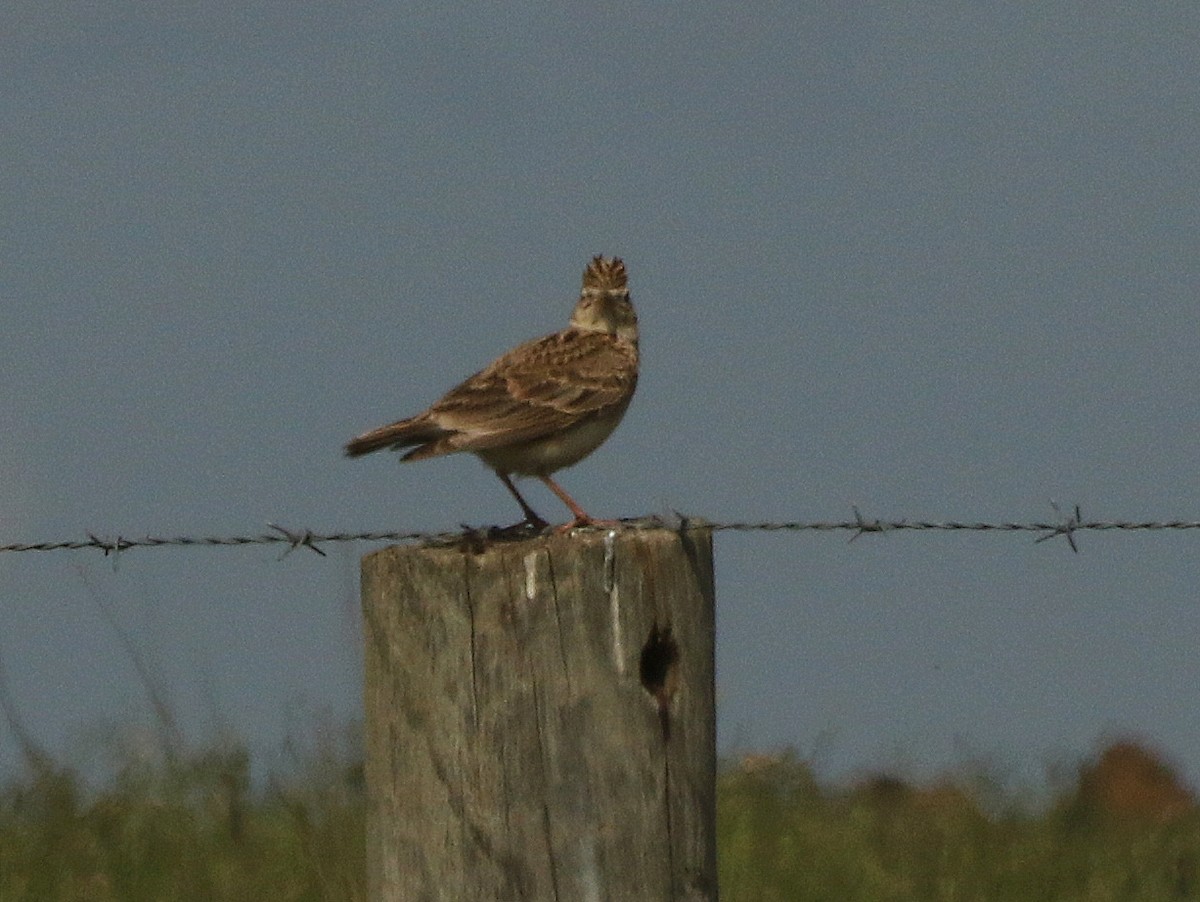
[570,255,638,342]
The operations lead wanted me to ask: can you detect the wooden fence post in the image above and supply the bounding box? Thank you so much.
[361,525,717,901]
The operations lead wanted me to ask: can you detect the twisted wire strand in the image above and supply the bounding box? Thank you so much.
[4,509,1200,557]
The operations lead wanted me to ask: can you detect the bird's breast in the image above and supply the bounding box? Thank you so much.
[477,405,629,476]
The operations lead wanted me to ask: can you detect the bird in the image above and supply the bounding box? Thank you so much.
[345,255,639,531]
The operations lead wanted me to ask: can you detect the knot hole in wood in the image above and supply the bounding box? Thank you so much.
[639,621,680,741]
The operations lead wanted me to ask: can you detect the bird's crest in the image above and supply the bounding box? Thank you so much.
[582,256,627,292]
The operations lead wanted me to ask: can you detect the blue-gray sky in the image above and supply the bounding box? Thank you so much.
[4,5,1200,789]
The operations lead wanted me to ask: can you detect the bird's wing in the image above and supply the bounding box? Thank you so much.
[425,329,637,452]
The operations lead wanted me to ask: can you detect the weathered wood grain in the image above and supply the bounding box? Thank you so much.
[362,526,717,901]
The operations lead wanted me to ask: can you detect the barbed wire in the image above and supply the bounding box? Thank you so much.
[4,506,1200,559]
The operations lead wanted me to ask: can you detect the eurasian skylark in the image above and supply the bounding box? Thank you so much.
[345,256,638,530]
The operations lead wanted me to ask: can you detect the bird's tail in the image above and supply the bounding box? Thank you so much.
[344,416,448,458]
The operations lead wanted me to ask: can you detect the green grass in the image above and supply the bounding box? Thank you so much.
[718,750,1200,901]
[0,733,364,902]
[2,736,1197,900]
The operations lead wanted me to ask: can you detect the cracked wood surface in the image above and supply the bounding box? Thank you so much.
[362,526,717,902]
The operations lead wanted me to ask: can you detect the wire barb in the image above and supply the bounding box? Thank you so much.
[849,506,889,542]
[86,532,133,558]
[1035,502,1083,553]
[268,524,328,559]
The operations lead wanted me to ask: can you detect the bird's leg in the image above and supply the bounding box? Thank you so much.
[538,475,621,532]
[496,472,550,530]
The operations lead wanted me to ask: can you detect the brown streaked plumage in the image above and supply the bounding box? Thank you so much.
[345,256,638,530]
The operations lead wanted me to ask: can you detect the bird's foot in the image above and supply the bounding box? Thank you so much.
[493,515,550,535]
[554,516,623,534]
